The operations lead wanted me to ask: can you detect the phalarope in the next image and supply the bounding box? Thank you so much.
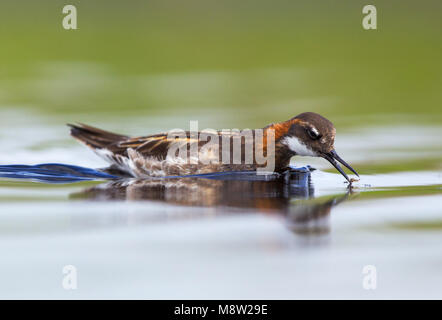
[69,112,358,181]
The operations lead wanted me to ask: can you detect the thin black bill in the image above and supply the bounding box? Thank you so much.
[322,150,359,182]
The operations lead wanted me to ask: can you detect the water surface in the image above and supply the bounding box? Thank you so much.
[0,116,441,299]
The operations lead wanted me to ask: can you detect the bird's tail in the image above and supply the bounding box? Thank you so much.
[68,123,128,150]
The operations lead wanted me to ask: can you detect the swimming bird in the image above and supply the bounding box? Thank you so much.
[69,112,359,182]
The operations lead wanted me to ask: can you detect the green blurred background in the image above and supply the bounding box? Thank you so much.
[0,0,441,129]
[1,1,442,301]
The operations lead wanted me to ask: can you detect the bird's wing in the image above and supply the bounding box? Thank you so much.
[69,123,258,161]
[118,130,251,160]
[118,131,201,159]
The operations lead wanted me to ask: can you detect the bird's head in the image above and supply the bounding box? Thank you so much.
[281,112,359,182]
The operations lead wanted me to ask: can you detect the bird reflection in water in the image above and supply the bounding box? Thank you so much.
[73,168,353,235]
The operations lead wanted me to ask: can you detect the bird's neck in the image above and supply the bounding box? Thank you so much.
[261,119,299,171]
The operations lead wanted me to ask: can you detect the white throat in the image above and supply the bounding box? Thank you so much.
[282,136,317,157]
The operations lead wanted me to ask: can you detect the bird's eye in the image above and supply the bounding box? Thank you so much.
[307,128,320,140]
